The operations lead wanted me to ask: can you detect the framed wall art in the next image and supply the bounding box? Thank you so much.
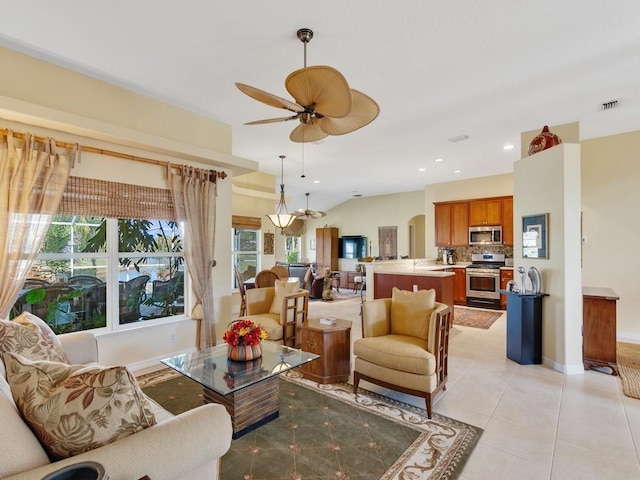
[522,213,548,259]
[263,232,275,255]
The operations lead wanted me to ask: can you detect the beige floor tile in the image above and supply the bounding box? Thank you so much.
[480,417,556,467]
[552,439,640,480]
[307,297,640,480]
[462,443,552,480]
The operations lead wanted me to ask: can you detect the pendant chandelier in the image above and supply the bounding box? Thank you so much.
[266,155,297,233]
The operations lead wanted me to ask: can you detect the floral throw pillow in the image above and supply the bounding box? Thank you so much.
[4,353,157,460]
[0,312,69,366]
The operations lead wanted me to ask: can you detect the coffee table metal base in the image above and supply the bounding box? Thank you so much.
[202,375,280,439]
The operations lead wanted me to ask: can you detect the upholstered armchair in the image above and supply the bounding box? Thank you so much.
[353,287,451,419]
[240,280,309,347]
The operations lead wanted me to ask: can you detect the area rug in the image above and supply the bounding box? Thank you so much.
[139,369,481,480]
[453,306,502,329]
[310,290,363,302]
[617,342,640,399]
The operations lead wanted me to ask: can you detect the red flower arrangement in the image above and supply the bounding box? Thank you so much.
[222,319,268,347]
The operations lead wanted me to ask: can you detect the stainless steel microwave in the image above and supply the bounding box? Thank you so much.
[468,225,502,245]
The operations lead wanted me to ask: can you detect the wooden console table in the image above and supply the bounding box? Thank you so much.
[299,318,352,384]
[583,286,619,375]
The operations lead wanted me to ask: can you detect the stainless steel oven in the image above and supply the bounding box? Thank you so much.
[466,253,505,310]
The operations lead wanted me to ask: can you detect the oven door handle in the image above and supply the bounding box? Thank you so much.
[466,273,499,278]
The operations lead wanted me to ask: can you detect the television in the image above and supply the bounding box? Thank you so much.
[339,236,367,259]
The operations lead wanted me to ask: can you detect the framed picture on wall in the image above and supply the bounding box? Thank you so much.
[522,213,548,259]
[309,239,316,250]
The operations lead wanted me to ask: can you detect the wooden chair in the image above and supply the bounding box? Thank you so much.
[270,265,290,280]
[241,286,309,347]
[254,270,279,288]
[234,267,247,317]
[353,288,451,419]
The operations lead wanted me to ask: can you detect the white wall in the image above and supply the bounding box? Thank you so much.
[514,144,583,373]
[0,48,254,369]
[304,190,426,270]
[581,131,640,342]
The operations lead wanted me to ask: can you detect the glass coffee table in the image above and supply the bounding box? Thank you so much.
[162,342,319,438]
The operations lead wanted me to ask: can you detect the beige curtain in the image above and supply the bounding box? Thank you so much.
[0,132,77,319]
[170,166,218,348]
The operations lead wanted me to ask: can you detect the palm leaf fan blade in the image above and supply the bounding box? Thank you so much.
[318,89,380,135]
[235,83,304,113]
[290,120,328,143]
[285,66,352,118]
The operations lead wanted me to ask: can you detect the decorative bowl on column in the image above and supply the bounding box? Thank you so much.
[528,125,562,156]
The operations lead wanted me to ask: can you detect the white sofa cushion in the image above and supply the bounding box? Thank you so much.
[4,353,157,460]
[0,375,50,477]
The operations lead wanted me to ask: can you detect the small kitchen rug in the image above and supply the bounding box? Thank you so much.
[453,306,503,329]
[617,342,640,399]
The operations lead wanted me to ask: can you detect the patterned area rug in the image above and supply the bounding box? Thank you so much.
[138,369,481,480]
[453,306,502,329]
[618,342,640,399]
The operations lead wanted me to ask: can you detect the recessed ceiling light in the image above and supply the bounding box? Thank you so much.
[434,158,443,162]
[504,144,514,150]
[418,167,426,172]
[313,180,320,184]
[454,170,462,174]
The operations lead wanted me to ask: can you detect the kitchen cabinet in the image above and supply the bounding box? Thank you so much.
[500,268,514,309]
[453,267,467,305]
[434,201,468,246]
[469,198,502,226]
[502,197,514,245]
[316,227,338,274]
[583,287,619,374]
[299,318,352,384]
[338,271,358,291]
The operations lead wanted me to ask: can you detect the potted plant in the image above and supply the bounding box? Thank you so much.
[222,319,268,361]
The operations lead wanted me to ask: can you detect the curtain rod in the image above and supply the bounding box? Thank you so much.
[0,128,228,180]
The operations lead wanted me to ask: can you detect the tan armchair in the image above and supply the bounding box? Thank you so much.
[353,288,451,418]
[241,284,309,347]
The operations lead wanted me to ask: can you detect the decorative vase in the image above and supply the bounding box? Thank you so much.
[227,343,262,361]
[528,125,562,156]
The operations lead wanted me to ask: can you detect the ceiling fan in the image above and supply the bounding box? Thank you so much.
[235,28,379,143]
[294,192,326,220]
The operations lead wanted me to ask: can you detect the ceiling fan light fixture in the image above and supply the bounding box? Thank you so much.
[236,28,379,143]
[266,155,297,233]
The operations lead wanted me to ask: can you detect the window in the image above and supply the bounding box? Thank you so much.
[232,228,259,287]
[12,215,185,334]
[285,236,301,263]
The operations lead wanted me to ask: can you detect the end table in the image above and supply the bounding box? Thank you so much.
[299,318,352,384]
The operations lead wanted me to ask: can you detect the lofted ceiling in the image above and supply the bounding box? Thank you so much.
[1,1,640,213]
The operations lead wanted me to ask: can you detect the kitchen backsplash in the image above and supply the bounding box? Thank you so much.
[438,245,514,263]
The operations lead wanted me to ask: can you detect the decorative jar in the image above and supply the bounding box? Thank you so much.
[227,343,262,362]
[528,125,562,156]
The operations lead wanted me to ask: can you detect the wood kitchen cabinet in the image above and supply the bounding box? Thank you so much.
[339,271,358,291]
[434,201,468,246]
[299,318,352,384]
[502,197,514,245]
[500,268,514,309]
[453,267,467,305]
[316,227,338,273]
[469,198,502,226]
[583,287,619,373]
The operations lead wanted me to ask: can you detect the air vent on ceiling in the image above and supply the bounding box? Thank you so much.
[353,194,363,197]
[449,134,470,143]
[602,100,618,110]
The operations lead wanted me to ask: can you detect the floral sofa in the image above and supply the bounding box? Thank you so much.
[0,313,232,480]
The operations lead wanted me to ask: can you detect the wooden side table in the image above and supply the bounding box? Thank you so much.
[299,318,352,384]
[583,286,619,374]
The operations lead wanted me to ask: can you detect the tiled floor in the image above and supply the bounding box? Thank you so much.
[308,297,640,480]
